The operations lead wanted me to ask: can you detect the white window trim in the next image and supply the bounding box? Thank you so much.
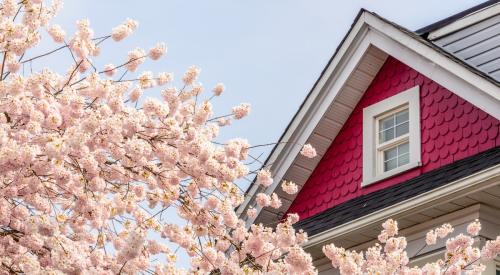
[362,86,421,186]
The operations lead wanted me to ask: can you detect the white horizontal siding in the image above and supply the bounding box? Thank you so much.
[433,13,500,81]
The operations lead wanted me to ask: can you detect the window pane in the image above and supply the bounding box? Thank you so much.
[383,142,410,172]
[398,142,410,155]
[384,158,398,171]
[396,109,409,124]
[378,108,409,144]
[396,121,409,137]
[398,153,410,166]
[384,147,398,161]
[379,116,394,131]
[379,128,395,143]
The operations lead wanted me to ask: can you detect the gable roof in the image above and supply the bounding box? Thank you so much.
[237,6,500,230]
[418,1,500,81]
[376,7,500,85]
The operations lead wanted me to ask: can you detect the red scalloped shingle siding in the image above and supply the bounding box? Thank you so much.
[287,56,500,220]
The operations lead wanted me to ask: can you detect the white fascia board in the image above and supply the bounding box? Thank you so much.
[236,19,372,223]
[428,3,500,40]
[303,164,500,249]
[363,13,500,119]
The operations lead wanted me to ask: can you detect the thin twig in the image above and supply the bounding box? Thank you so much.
[0,52,7,81]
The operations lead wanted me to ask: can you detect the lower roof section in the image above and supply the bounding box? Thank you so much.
[295,146,500,236]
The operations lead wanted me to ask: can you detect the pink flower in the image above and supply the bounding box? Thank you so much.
[285,246,315,274]
[157,72,173,85]
[426,230,437,245]
[112,25,128,42]
[256,169,273,187]
[281,180,298,195]
[232,103,251,119]
[422,263,441,275]
[466,220,481,236]
[212,83,225,96]
[435,223,454,238]
[204,196,219,210]
[378,232,388,243]
[138,71,154,89]
[119,230,145,261]
[446,234,473,251]
[126,48,146,72]
[7,60,20,73]
[111,19,138,42]
[480,237,500,260]
[125,18,139,30]
[255,193,271,208]
[129,86,143,102]
[382,219,398,237]
[247,208,257,219]
[103,64,116,77]
[218,117,231,126]
[270,193,282,209]
[48,24,66,43]
[300,143,317,158]
[287,213,300,224]
[182,65,200,85]
[149,43,166,60]
[466,264,486,275]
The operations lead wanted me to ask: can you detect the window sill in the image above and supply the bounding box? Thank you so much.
[361,161,421,187]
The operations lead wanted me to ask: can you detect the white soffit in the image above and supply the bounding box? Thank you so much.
[238,10,500,227]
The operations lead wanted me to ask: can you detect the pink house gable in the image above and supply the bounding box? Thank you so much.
[287,56,500,220]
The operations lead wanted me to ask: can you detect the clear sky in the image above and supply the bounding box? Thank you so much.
[38,0,485,268]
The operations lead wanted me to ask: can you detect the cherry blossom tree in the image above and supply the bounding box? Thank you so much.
[0,1,498,274]
[0,0,317,274]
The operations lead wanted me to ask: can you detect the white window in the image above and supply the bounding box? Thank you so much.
[362,86,421,186]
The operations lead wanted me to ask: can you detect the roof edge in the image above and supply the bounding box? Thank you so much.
[301,147,500,248]
[416,0,500,36]
[236,8,370,219]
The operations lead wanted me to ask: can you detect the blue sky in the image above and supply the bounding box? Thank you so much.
[36,0,485,268]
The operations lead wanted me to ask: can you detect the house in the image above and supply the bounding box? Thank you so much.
[237,1,500,274]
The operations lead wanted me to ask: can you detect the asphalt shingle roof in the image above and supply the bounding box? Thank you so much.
[295,146,500,236]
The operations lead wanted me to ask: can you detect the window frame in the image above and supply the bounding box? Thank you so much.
[362,86,421,187]
[375,106,410,174]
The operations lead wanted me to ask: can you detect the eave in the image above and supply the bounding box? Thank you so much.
[300,146,500,249]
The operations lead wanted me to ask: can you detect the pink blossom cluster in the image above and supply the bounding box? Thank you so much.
[111,18,138,42]
[47,24,66,43]
[232,103,251,119]
[257,168,273,187]
[281,180,299,195]
[323,219,500,274]
[300,143,317,158]
[212,83,225,96]
[425,223,454,245]
[0,0,61,74]
[149,42,167,60]
[0,1,317,273]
